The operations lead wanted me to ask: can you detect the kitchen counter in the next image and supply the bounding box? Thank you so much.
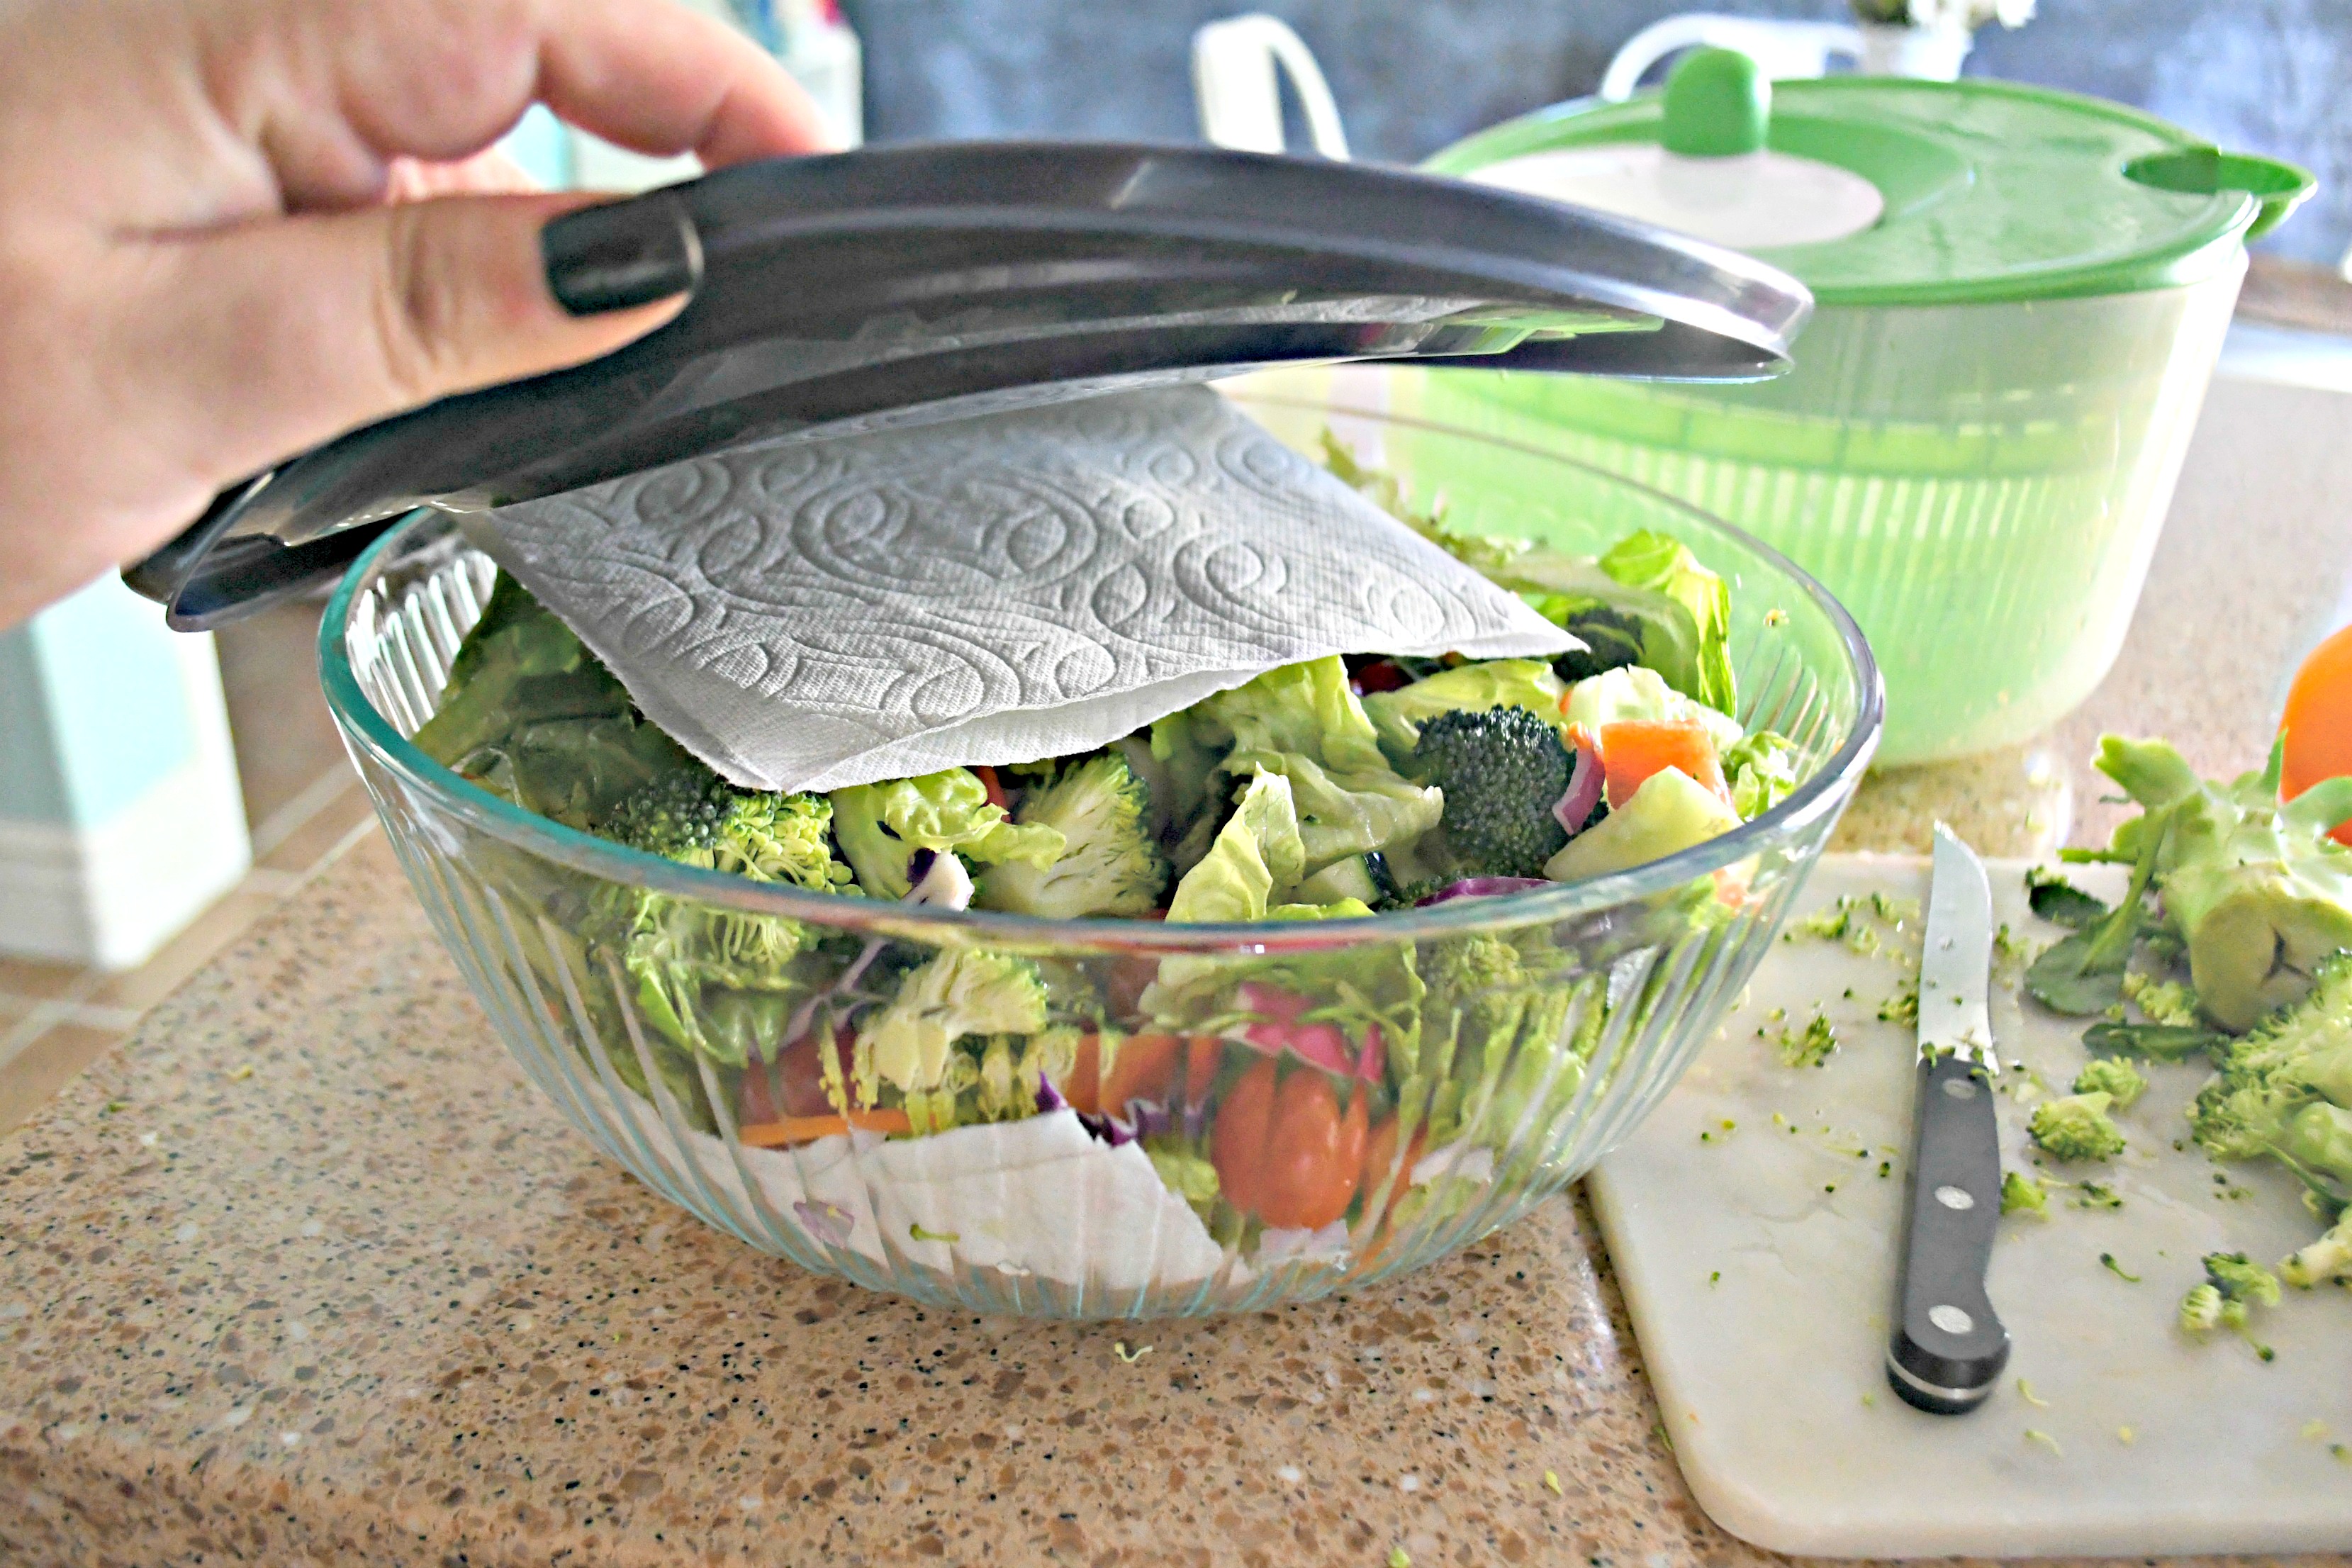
[5,376,2352,1567]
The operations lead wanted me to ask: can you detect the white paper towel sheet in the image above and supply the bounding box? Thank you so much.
[478,386,1572,792]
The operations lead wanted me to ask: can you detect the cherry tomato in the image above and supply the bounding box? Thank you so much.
[1181,1036,1223,1111]
[1350,659,1409,695]
[742,1029,847,1122]
[2283,622,2352,846]
[1211,1060,1368,1231]
[1211,1058,1279,1218]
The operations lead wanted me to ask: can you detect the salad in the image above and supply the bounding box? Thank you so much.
[410,441,1804,1282]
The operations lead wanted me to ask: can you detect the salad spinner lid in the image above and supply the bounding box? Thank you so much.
[1428,60,2316,310]
[123,140,1810,631]
[1465,51,1887,253]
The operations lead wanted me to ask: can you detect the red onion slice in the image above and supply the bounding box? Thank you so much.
[1552,738,1604,836]
[1415,876,1550,906]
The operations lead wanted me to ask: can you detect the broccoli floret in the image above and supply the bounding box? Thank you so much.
[1411,706,1572,879]
[2281,1209,2352,1288]
[2072,1057,2147,1109]
[2000,1170,2050,1217]
[977,753,1170,919]
[853,950,1049,1120]
[2190,950,2352,1199]
[1549,605,1646,685]
[2029,1092,2127,1162]
[608,770,856,892]
[595,772,855,1068]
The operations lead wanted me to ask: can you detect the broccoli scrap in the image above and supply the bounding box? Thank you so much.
[2000,1170,2050,1217]
[1774,1009,1838,1069]
[2029,1092,2127,1162]
[2121,970,2202,1027]
[1410,705,1573,879]
[2180,1250,2282,1354]
[2281,1209,2352,1289]
[2072,1057,2148,1109]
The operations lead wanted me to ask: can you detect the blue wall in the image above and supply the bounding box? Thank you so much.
[839,0,2349,269]
[0,576,197,830]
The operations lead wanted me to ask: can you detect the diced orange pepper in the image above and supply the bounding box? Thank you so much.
[1596,719,1729,809]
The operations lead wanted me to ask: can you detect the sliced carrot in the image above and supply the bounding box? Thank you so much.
[1596,718,1729,810]
[1181,1035,1224,1111]
[1099,1031,1182,1117]
[1064,1033,1104,1116]
[973,764,1008,811]
[737,1108,911,1148]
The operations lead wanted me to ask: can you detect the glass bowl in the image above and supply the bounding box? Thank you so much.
[318,390,1882,1318]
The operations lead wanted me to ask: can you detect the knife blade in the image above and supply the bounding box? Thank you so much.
[1886,824,2012,1414]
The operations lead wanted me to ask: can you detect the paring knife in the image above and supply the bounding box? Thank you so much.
[1886,824,2012,1414]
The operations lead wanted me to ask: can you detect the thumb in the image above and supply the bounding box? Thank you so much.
[129,190,691,490]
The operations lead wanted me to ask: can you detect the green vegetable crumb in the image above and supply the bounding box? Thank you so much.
[1774,1009,1838,1069]
[2099,1251,2141,1282]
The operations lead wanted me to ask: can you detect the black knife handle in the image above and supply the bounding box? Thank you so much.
[1887,1053,2010,1413]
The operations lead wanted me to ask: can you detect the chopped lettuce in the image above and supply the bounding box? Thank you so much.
[830,768,1065,899]
[1188,658,1441,873]
[1165,768,1307,924]
[1543,767,1741,883]
[1503,531,1736,715]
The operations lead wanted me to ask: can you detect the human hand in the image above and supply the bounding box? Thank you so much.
[0,0,834,628]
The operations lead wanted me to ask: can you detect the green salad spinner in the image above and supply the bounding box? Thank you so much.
[1417,50,2312,766]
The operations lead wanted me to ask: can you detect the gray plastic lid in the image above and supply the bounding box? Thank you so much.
[126,140,1810,629]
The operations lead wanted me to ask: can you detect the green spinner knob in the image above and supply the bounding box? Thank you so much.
[1662,47,1769,159]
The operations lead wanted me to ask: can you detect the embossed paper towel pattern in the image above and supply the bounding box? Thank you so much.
[480,386,1574,792]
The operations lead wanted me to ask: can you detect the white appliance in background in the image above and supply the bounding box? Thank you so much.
[1190,13,1349,158]
[556,0,864,194]
[1188,7,2009,160]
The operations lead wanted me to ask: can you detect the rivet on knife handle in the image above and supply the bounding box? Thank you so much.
[1888,1052,2010,1411]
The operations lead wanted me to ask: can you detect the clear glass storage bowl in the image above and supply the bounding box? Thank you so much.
[318,391,1882,1319]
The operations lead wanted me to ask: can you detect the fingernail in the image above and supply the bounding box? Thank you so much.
[541,195,703,315]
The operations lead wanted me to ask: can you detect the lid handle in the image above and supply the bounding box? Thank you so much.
[1662,47,1769,159]
[2122,147,2317,242]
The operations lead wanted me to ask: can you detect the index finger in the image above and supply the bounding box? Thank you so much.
[316,0,836,178]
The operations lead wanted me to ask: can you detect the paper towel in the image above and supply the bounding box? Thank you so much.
[477,385,1574,793]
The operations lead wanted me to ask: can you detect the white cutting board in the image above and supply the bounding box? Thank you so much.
[1589,855,2352,1559]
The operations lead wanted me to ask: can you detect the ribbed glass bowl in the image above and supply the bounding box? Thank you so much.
[319,391,1882,1318]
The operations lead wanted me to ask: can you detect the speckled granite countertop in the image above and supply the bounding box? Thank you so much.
[6,378,2352,1567]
